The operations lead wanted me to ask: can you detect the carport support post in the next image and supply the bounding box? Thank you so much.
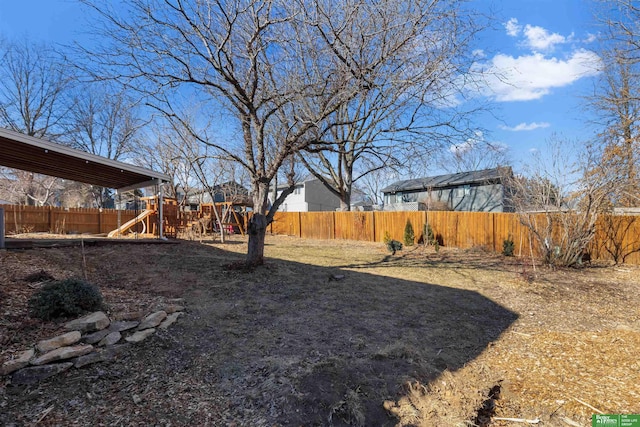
[116,191,121,239]
[158,179,164,239]
[0,207,5,249]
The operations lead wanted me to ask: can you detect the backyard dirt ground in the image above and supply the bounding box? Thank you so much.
[0,234,639,426]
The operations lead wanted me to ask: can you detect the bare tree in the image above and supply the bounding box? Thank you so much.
[297,0,487,210]
[80,0,358,265]
[0,38,74,205]
[0,38,73,138]
[0,168,59,206]
[587,0,640,207]
[136,122,197,203]
[506,136,616,267]
[61,83,146,207]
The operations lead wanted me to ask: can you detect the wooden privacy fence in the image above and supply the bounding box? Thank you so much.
[270,210,640,265]
[2,205,139,235]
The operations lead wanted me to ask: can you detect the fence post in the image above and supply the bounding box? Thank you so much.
[371,211,376,242]
[298,212,302,238]
[331,212,335,240]
[492,213,497,252]
[48,207,53,232]
[0,207,5,249]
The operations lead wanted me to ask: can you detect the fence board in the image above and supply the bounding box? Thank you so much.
[271,212,301,236]
[334,211,374,241]
[300,212,334,240]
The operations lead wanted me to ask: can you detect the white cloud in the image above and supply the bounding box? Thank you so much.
[450,131,483,155]
[584,33,597,43]
[523,24,569,51]
[499,122,551,131]
[450,140,475,156]
[505,18,521,37]
[505,18,575,52]
[472,49,486,59]
[474,49,602,101]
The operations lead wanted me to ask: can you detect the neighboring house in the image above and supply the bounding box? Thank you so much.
[269,178,341,212]
[381,167,513,212]
[179,181,251,210]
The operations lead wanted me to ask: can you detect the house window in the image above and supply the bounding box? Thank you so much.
[294,186,301,195]
[459,185,471,197]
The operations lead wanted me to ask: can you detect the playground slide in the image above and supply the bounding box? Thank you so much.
[107,209,154,237]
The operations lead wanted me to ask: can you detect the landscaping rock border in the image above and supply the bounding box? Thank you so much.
[1,301,186,385]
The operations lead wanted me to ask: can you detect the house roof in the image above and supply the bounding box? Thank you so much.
[0,127,170,191]
[381,167,509,193]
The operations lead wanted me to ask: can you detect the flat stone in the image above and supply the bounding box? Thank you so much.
[112,311,145,321]
[98,331,121,347]
[158,312,184,330]
[108,320,139,332]
[37,331,81,353]
[11,362,73,385]
[138,311,167,330]
[64,311,110,333]
[167,298,184,304]
[1,349,35,376]
[73,344,129,368]
[83,329,110,345]
[163,304,185,314]
[31,344,94,366]
[125,328,156,343]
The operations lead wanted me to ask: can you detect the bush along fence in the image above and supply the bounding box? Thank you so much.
[2,205,139,235]
[269,210,640,265]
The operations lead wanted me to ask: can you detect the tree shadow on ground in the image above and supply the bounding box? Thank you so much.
[172,245,518,425]
[2,242,517,426]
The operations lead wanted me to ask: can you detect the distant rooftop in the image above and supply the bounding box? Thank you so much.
[381,167,510,193]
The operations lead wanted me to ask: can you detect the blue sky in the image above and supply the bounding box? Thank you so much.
[471,0,602,167]
[0,0,605,172]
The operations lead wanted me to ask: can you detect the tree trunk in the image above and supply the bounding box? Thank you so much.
[339,190,351,211]
[246,212,268,266]
[246,180,270,266]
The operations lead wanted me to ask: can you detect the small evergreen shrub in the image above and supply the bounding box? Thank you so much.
[386,239,403,255]
[423,223,436,245]
[28,278,104,320]
[383,231,392,244]
[503,235,515,257]
[403,219,415,246]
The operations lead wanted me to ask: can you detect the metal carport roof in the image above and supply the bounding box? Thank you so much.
[0,127,170,191]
